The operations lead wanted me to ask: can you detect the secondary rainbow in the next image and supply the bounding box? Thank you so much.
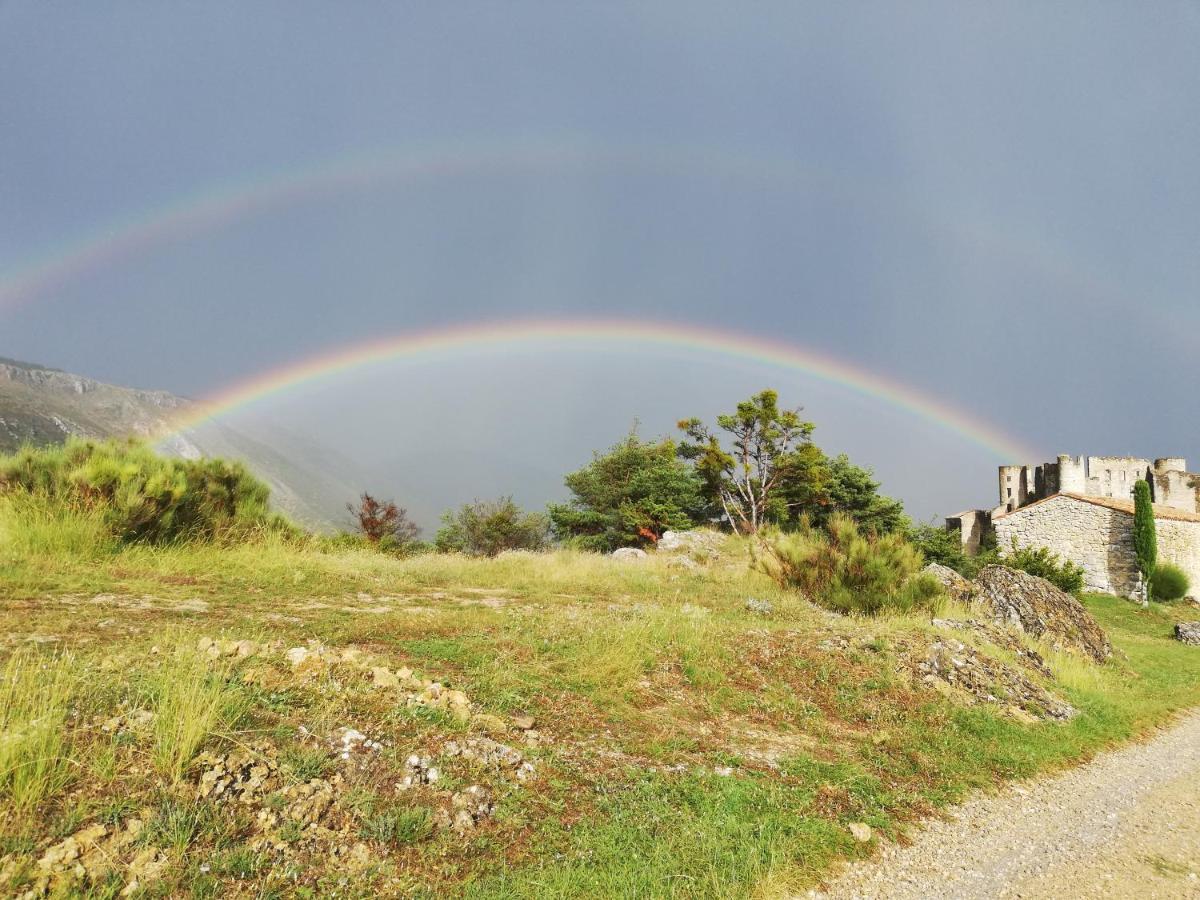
[0,137,1126,319]
[161,319,1040,462]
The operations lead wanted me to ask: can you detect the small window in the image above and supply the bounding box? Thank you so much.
[1007,488,1012,498]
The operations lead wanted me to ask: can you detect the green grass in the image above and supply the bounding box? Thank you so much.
[141,641,249,781]
[0,649,77,812]
[4,494,1200,897]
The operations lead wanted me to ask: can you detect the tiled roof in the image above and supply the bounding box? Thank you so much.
[996,492,1200,524]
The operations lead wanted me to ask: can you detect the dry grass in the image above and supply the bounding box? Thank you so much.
[142,640,248,781]
[0,649,77,812]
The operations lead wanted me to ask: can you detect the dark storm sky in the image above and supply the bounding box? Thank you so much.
[2,3,1197,523]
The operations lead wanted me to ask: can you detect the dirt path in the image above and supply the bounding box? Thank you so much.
[818,711,1200,899]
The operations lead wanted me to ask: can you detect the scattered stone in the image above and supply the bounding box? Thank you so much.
[333,727,383,761]
[443,736,536,782]
[511,713,536,731]
[99,708,154,735]
[1175,622,1200,645]
[974,566,1112,662]
[471,713,510,737]
[397,754,441,790]
[197,636,260,659]
[848,822,873,843]
[612,547,648,561]
[714,766,734,776]
[745,597,774,616]
[285,646,312,667]
[196,743,280,804]
[436,785,495,832]
[371,666,401,689]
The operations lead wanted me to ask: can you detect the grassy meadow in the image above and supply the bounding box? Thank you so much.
[2,495,1200,898]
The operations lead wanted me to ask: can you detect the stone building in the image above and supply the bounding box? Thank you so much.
[950,454,1200,598]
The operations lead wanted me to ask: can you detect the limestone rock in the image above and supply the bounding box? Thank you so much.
[909,637,1076,721]
[922,563,975,604]
[745,597,774,616]
[657,530,723,556]
[371,666,401,689]
[973,566,1112,662]
[848,822,873,843]
[612,547,648,561]
[1175,622,1200,645]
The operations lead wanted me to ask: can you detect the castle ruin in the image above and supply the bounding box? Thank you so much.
[949,455,1200,598]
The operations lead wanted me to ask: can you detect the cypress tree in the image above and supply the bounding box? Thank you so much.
[1133,479,1157,579]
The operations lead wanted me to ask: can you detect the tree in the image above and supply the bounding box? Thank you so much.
[435,496,550,557]
[677,390,816,534]
[549,432,707,551]
[1133,479,1157,581]
[348,493,420,549]
[817,454,908,534]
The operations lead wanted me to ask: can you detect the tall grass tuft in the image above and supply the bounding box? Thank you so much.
[144,643,248,781]
[0,491,114,558]
[754,513,941,616]
[0,650,77,811]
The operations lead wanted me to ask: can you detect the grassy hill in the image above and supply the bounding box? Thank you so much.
[2,491,1199,897]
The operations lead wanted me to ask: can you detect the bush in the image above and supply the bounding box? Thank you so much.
[753,513,941,616]
[1005,544,1085,596]
[1151,563,1191,601]
[435,496,550,557]
[0,438,284,545]
[347,492,420,549]
[549,433,707,551]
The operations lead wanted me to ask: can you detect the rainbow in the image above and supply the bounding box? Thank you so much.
[0,136,1130,319]
[160,318,1040,461]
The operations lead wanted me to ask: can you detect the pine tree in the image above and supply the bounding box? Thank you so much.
[1133,479,1157,580]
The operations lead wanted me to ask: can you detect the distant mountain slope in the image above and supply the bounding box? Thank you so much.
[0,358,360,530]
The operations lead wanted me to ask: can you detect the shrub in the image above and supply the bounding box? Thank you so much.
[347,492,420,549]
[0,438,283,545]
[753,513,941,616]
[435,496,550,557]
[1151,563,1191,601]
[1006,544,1085,596]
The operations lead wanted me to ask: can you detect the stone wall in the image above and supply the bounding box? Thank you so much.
[1154,469,1200,513]
[994,494,1200,598]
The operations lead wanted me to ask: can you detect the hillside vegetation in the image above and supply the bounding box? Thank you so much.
[2,443,1200,898]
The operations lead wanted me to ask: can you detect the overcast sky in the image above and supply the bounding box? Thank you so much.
[2,3,1197,524]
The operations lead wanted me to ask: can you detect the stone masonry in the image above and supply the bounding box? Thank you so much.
[992,493,1200,598]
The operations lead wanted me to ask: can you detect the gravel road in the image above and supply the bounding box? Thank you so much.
[817,710,1200,899]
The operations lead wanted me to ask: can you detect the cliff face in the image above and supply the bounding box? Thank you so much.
[0,358,360,530]
[0,357,189,451]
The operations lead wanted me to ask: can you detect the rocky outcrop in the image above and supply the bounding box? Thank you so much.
[611,547,647,561]
[922,563,976,604]
[1175,622,1200,645]
[910,637,1076,721]
[657,530,723,556]
[974,566,1112,662]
